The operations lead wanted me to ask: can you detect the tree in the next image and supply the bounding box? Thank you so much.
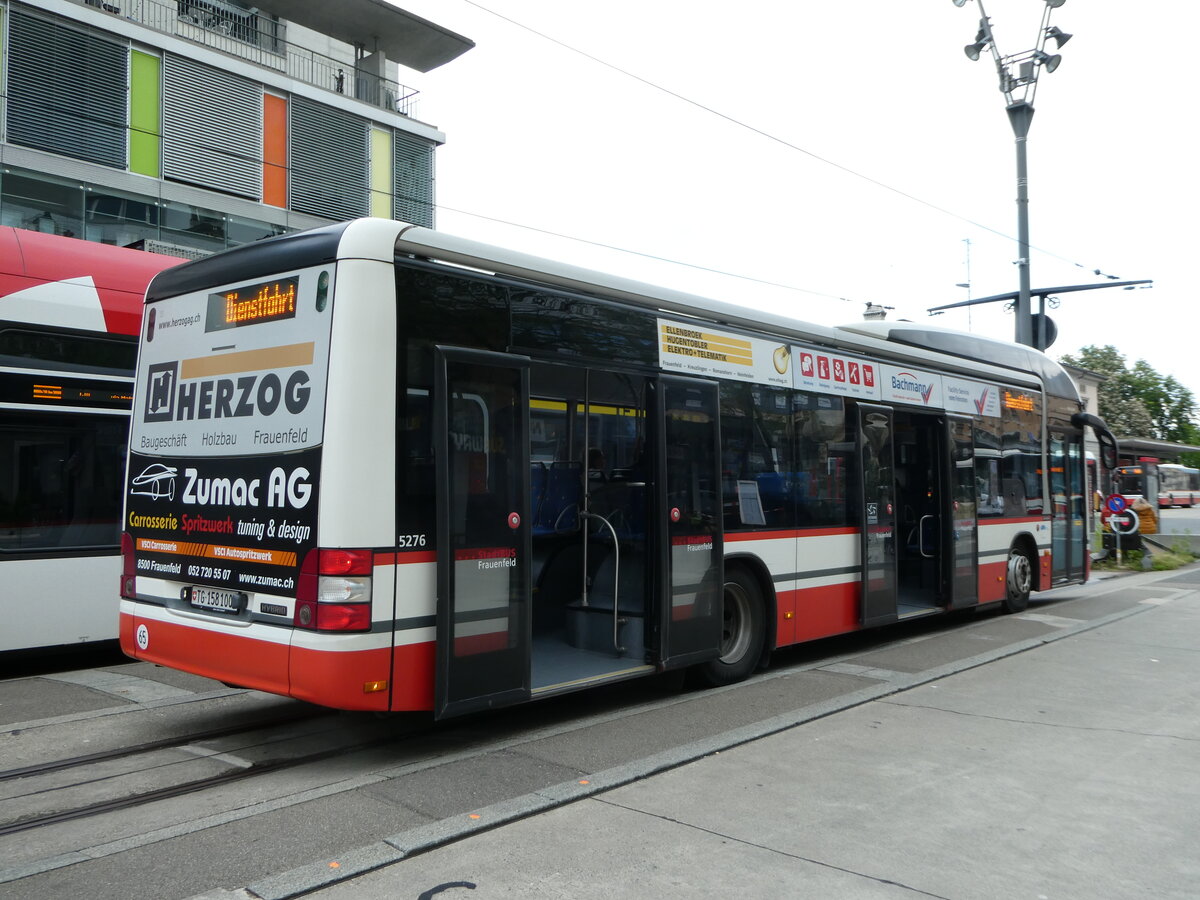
[1059,345,1198,448]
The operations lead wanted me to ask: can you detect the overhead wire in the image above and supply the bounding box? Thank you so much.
[450,0,1125,293]
[431,201,856,302]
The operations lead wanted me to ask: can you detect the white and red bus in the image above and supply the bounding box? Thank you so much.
[1,228,181,652]
[1157,464,1200,507]
[118,219,1118,717]
[1114,462,1200,509]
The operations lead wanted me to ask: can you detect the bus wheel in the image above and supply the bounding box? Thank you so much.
[692,567,765,687]
[1003,547,1032,613]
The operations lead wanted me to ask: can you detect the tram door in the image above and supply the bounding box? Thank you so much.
[434,348,532,719]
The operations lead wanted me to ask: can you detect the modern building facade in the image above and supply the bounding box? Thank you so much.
[0,0,472,257]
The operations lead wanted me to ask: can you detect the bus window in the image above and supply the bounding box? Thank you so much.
[720,381,792,530]
[793,392,851,528]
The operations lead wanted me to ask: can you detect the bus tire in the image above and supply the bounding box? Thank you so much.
[692,566,765,687]
[1003,546,1032,614]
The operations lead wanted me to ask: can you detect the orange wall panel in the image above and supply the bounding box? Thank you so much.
[263,94,288,208]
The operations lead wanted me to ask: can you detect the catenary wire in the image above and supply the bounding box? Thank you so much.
[452,0,1126,286]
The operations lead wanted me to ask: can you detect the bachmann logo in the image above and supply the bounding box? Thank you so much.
[890,372,935,405]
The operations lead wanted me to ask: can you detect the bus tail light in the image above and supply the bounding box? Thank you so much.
[295,548,373,632]
[120,532,136,599]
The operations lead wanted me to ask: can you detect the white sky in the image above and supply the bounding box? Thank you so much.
[391,1,1198,398]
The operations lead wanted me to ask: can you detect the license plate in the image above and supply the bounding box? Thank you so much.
[186,585,245,614]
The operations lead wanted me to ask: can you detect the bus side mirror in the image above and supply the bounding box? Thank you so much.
[1072,412,1120,471]
[1098,432,1119,471]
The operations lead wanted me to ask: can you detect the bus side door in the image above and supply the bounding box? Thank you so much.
[654,376,723,668]
[948,416,979,607]
[433,347,532,719]
[858,403,898,627]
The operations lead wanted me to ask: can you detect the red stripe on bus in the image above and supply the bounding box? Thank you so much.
[375,550,437,566]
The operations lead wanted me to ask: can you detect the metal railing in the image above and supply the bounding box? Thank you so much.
[73,0,421,117]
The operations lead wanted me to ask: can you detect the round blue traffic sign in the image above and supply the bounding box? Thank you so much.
[1106,494,1128,514]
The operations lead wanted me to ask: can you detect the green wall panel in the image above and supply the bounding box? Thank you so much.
[130,51,161,177]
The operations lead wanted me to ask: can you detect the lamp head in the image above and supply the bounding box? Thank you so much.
[1046,26,1073,49]
[952,0,969,6]
[1037,51,1062,73]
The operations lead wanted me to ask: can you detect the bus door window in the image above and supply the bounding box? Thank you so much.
[892,410,945,610]
[1048,421,1086,584]
[434,351,530,718]
[949,417,978,606]
[577,373,649,620]
[858,403,897,627]
[658,377,722,667]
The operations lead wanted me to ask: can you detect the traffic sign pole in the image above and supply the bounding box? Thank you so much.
[1108,506,1139,565]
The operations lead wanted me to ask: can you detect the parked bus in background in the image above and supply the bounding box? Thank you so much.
[1,228,181,652]
[1114,462,1199,509]
[1155,463,1200,507]
[118,219,1119,717]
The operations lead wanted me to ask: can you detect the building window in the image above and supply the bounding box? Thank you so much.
[6,11,128,170]
[0,170,84,238]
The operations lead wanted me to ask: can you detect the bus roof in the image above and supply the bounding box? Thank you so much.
[145,218,1078,398]
[0,227,182,335]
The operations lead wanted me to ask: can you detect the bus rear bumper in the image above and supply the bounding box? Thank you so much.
[120,606,292,697]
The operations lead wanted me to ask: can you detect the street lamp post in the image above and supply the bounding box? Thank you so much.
[953,0,1071,350]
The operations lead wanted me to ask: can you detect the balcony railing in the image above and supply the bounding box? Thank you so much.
[75,0,421,117]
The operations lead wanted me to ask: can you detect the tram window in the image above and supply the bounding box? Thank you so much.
[0,328,136,374]
[720,382,793,530]
[0,411,127,552]
[793,392,851,528]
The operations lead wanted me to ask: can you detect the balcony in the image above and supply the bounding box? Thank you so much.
[74,0,423,117]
